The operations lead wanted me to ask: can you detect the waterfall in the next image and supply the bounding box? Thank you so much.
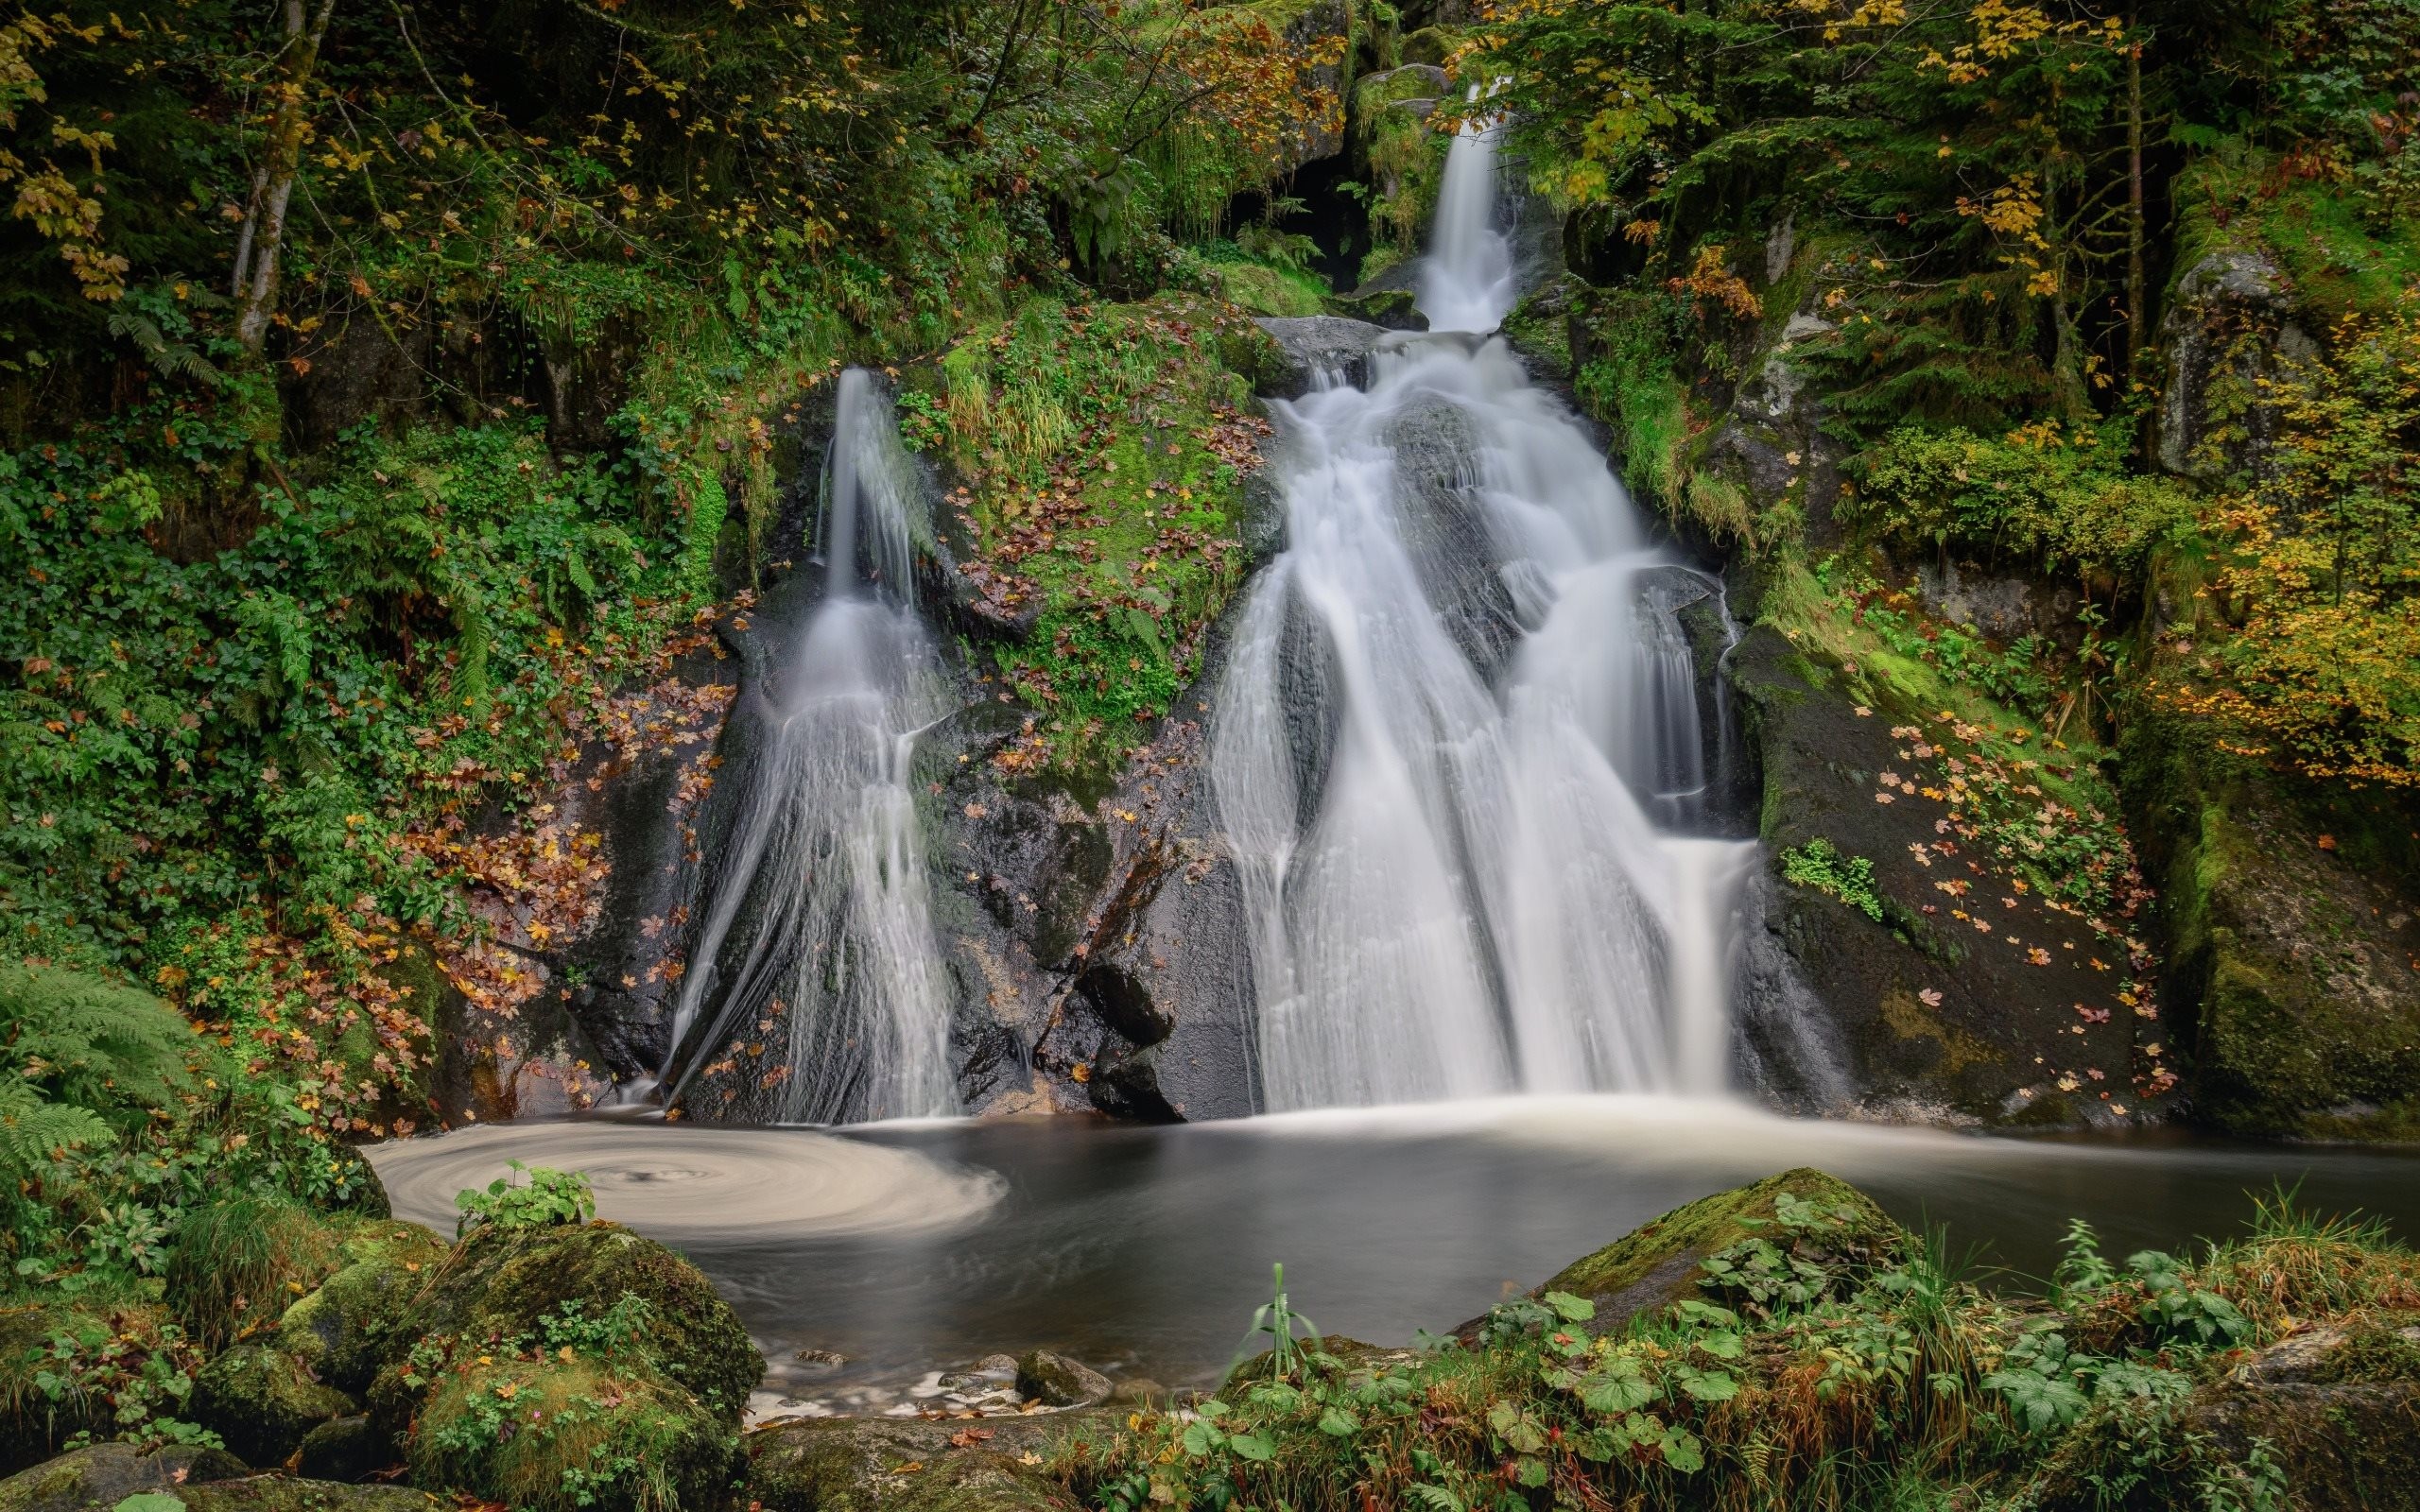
[660,369,956,1125]
[1210,117,1756,1111]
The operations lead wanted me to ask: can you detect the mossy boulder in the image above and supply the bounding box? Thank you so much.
[1538,1168,1900,1331]
[406,1351,735,1512]
[385,1221,759,1413]
[2122,708,2420,1138]
[277,1225,448,1395]
[746,1416,1111,1512]
[190,1345,357,1469]
[0,1443,245,1512]
[2027,1315,2420,1512]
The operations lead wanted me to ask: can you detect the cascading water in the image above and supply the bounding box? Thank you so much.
[658,369,956,1125]
[1211,111,1758,1110]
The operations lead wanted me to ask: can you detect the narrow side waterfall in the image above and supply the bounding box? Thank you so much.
[661,370,956,1124]
[1212,116,1757,1110]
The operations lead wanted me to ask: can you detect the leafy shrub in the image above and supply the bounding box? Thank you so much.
[456,1162,596,1239]
[1843,422,2195,579]
[1778,838,1885,921]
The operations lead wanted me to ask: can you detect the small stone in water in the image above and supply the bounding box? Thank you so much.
[794,1348,849,1367]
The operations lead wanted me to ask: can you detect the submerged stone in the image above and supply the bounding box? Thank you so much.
[1012,1350,1110,1408]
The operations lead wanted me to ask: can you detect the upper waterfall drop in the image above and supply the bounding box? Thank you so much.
[658,369,956,1125]
[1418,99,1518,335]
[1210,110,1755,1112]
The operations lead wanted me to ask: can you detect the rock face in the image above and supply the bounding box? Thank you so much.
[1728,628,2152,1127]
[2122,712,2420,1140]
[1253,316,1391,397]
[1534,1168,1897,1332]
[2157,249,2315,479]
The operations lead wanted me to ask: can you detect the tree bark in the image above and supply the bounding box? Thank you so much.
[233,0,337,359]
[2125,26,2147,383]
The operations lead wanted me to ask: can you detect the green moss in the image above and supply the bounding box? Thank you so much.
[1206,259,1330,318]
[1541,1168,1898,1329]
[277,1225,448,1395]
[396,1223,760,1414]
[746,1418,1083,1512]
[926,295,1271,775]
[190,1346,355,1469]
[409,1353,732,1512]
[2176,146,2420,322]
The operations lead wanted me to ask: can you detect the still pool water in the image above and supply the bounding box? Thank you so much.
[368,1097,2420,1404]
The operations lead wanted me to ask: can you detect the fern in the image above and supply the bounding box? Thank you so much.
[0,965,195,1182]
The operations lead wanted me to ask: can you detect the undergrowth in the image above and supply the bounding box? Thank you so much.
[1059,1187,2419,1512]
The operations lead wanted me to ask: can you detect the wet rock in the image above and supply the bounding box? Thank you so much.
[294,1415,387,1483]
[1911,560,2084,645]
[0,1444,246,1512]
[278,1223,449,1395]
[1253,316,1389,398]
[746,1414,1118,1512]
[1014,1350,1112,1408]
[2121,710,2420,1139]
[190,1345,357,1469]
[1726,627,2145,1125]
[1382,392,1523,676]
[2157,249,2314,479]
[1533,1169,1897,1333]
[938,1354,1018,1391]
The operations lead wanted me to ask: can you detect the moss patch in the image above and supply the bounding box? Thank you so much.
[409,1353,733,1512]
[1541,1168,1897,1329]
[393,1222,760,1414]
[190,1345,356,1469]
[909,294,1276,776]
[278,1225,448,1395]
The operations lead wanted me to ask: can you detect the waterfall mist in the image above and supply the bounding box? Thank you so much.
[660,369,956,1125]
[1212,114,1757,1110]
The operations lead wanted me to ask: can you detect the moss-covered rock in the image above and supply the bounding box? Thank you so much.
[191,1345,357,1469]
[277,1225,448,1396]
[293,1417,386,1485]
[745,1416,1112,1512]
[1538,1168,1900,1331]
[406,1351,734,1512]
[387,1221,760,1413]
[1013,1351,1109,1408]
[2122,708,2420,1139]
[2027,1315,2420,1512]
[0,1443,246,1512]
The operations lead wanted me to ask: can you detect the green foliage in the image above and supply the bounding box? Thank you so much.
[1845,422,2196,579]
[1778,837,1884,922]
[0,963,192,1184]
[161,1194,340,1350]
[455,1162,597,1239]
[1066,1182,2412,1512]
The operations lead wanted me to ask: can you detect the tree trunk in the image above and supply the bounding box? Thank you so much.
[2125,26,2147,383]
[233,0,337,359]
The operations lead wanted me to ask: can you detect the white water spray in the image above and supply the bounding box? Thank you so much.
[660,370,956,1124]
[1212,118,1756,1110]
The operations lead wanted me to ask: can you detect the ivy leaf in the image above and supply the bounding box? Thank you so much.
[1660,1426,1706,1473]
[1679,1367,1739,1402]
[1225,1432,1276,1463]
[1316,1406,1359,1437]
[1543,1290,1597,1323]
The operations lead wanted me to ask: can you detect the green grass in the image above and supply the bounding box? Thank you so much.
[2176,146,2420,321]
[907,294,1273,774]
